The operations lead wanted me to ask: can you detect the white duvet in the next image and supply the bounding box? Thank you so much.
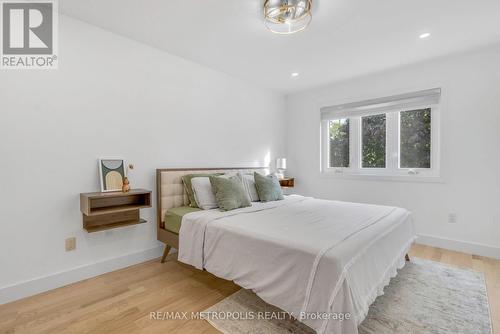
[178,195,416,334]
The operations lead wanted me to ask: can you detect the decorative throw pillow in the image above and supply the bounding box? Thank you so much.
[238,172,260,202]
[182,173,223,208]
[191,177,219,210]
[209,175,251,211]
[254,172,284,202]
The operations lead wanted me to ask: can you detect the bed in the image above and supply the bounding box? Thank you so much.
[156,167,416,334]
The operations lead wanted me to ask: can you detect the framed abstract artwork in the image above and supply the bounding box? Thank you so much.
[98,158,127,192]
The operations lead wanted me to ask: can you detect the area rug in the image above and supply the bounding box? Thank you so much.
[203,258,492,334]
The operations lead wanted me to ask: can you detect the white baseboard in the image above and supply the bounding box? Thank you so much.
[2,235,497,305]
[416,234,500,260]
[0,245,164,305]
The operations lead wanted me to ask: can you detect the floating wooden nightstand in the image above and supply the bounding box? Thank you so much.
[80,189,152,232]
[279,178,295,188]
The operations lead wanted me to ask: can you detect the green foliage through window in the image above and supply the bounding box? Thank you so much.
[329,119,349,167]
[326,108,432,172]
[362,114,386,168]
[400,108,431,168]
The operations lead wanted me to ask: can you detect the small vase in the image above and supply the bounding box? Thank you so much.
[122,177,131,193]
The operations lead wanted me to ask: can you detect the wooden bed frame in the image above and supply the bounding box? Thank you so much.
[155,167,410,263]
[156,167,269,263]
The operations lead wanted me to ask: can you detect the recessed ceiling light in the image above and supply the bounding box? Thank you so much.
[419,32,431,39]
[291,72,300,78]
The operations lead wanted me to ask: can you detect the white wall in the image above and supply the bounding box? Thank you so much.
[0,15,285,302]
[285,45,500,258]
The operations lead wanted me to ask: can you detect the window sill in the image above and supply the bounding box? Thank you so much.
[319,171,444,183]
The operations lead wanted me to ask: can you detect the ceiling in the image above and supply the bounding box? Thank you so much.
[60,0,500,94]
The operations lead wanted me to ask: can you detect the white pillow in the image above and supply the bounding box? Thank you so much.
[238,172,260,202]
[191,177,218,210]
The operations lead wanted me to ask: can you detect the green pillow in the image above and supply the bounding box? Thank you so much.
[209,175,251,211]
[182,173,223,207]
[254,172,284,202]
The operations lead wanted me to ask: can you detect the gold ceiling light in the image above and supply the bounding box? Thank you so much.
[264,0,312,34]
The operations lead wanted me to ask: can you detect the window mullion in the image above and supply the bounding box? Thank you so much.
[350,117,360,171]
[321,120,329,171]
[386,112,399,172]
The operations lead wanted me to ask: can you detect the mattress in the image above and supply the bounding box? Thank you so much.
[178,195,415,334]
[164,206,201,234]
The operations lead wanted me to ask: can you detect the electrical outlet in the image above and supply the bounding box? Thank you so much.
[448,213,457,224]
[65,237,76,251]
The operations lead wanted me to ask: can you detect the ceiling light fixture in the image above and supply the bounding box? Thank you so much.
[264,0,312,35]
[419,32,431,39]
[291,72,300,78]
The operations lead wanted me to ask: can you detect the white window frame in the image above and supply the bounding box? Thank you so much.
[320,92,441,182]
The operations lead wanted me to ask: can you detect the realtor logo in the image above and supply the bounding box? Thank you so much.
[1,0,58,69]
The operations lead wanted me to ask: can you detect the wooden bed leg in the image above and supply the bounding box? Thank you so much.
[405,253,410,262]
[161,245,171,263]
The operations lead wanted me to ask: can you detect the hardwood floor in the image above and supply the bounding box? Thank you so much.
[0,245,498,334]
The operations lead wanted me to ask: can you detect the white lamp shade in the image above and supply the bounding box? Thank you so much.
[276,158,287,170]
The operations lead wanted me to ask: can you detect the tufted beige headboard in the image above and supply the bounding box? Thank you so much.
[156,167,269,230]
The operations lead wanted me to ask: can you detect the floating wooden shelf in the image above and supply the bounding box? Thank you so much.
[80,189,151,232]
[84,219,147,233]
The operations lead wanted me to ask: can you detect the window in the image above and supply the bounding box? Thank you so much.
[361,114,386,168]
[320,89,441,180]
[399,108,431,168]
[329,119,349,168]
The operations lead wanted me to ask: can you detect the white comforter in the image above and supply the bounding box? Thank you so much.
[178,195,415,334]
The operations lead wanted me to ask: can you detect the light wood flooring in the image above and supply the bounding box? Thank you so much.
[0,244,498,334]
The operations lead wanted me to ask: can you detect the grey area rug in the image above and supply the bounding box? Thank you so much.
[204,258,492,334]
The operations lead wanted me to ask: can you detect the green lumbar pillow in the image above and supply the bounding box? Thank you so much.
[209,175,251,211]
[254,172,284,202]
[182,173,223,208]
